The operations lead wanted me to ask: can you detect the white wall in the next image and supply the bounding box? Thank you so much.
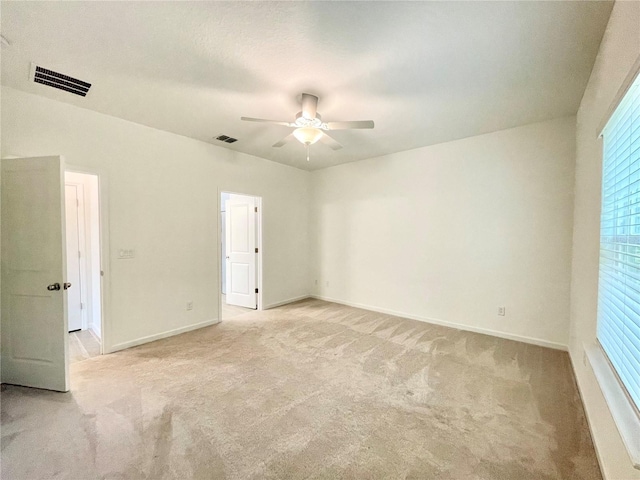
[569,1,640,478]
[310,116,576,349]
[2,86,311,352]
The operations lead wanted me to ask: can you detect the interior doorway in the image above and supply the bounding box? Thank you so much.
[220,191,262,320]
[65,171,102,362]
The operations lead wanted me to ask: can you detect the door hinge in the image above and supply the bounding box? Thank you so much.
[78,250,81,259]
[76,199,79,207]
[255,247,258,253]
[255,288,259,294]
[254,206,258,213]
[80,302,84,310]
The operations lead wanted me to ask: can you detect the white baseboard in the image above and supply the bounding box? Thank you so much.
[310,295,568,351]
[264,295,311,310]
[107,318,220,353]
[89,325,102,341]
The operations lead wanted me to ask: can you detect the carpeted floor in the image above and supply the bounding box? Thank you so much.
[1,299,601,479]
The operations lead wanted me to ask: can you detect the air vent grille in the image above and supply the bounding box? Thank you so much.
[32,65,91,97]
[215,135,238,144]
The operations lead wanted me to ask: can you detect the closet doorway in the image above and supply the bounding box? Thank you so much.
[65,171,102,362]
[220,191,262,320]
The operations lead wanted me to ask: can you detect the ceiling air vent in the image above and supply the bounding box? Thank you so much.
[29,63,91,97]
[215,135,238,144]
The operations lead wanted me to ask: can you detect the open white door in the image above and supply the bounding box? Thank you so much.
[65,184,83,332]
[225,195,257,309]
[1,156,69,392]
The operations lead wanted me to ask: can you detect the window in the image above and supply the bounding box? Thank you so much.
[597,71,640,413]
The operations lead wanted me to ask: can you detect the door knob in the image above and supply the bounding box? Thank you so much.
[47,283,61,291]
[63,282,72,290]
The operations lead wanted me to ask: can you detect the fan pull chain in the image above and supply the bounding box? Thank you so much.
[306,144,310,162]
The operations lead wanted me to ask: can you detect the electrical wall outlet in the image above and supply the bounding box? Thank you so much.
[498,306,506,316]
[186,301,193,311]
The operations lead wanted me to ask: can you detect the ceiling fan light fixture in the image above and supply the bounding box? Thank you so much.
[293,127,323,145]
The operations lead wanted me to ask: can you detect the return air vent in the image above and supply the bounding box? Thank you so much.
[29,63,91,97]
[215,135,238,144]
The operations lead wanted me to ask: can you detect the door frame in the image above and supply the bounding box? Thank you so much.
[218,189,263,321]
[65,165,110,355]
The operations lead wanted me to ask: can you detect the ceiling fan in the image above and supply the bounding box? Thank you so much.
[241,93,374,161]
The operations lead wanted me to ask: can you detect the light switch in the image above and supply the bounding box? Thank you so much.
[118,249,135,259]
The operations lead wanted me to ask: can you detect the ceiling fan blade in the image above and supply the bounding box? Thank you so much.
[241,117,292,127]
[326,120,374,130]
[319,133,343,151]
[301,93,318,120]
[272,133,296,148]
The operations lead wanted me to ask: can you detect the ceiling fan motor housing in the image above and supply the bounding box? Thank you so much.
[294,111,324,129]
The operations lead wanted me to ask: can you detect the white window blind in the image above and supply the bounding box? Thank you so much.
[598,72,640,412]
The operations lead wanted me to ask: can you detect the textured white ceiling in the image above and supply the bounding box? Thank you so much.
[1,1,613,170]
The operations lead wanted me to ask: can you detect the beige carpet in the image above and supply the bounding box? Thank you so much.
[1,299,600,479]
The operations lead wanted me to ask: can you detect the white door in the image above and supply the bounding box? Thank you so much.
[221,212,226,295]
[1,156,69,392]
[65,184,83,331]
[225,195,257,309]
